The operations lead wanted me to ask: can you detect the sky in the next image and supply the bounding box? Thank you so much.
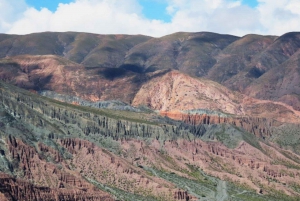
[0,0,299,37]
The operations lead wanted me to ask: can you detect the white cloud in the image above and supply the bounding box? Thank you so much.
[0,0,27,32]
[164,0,262,36]
[0,0,300,37]
[257,0,300,35]
[6,0,172,37]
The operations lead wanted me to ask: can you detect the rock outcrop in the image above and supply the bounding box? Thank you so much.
[0,173,114,201]
[1,81,300,200]
[174,190,193,201]
[161,111,274,137]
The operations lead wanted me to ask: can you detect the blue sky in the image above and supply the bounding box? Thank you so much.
[25,0,258,22]
[242,0,258,7]
[139,0,172,22]
[26,0,72,12]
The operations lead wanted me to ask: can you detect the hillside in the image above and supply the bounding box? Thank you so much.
[1,31,300,200]
[1,32,300,110]
[1,55,299,124]
[0,81,300,200]
[0,54,149,103]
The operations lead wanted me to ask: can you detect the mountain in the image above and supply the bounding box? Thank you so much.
[122,32,239,74]
[0,32,151,67]
[1,31,300,200]
[1,31,300,110]
[219,32,300,110]
[245,46,300,110]
[206,34,276,89]
[132,70,300,124]
[1,55,299,124]
[0,54,149,103]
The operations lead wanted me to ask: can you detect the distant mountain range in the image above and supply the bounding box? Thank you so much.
[1,31,300,110]
[1,31,300,200]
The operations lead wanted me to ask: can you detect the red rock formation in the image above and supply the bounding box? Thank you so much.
[58,138,176,198]
[161,111,273,137]
[5,136,115,200]
[38,143,63,163]
[0,173,114,201]
[174,190,195,201]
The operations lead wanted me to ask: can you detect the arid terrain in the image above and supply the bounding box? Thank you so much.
[1,31,300,200]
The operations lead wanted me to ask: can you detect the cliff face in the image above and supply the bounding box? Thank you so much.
[161,111,273,137]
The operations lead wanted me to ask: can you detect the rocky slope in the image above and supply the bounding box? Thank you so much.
[1,31,300,110]
[0,81,300,200]
[1,55,299,125]
[1,31,300,200]
[0,54,152,103]
[245,47,300,110]
[0,172,114,201]
[132,70,300,124]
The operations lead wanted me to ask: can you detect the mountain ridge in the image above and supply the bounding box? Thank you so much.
[1,31,300,110]
[1,31,300,200]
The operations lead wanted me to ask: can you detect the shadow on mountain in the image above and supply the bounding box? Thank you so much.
[119,64,144,73]
[20,75,53,91]
[246,67,265,78]
[0,62,21,81]
[145,66,158,73]
[132,69,172,84]
[101,68,128,80]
